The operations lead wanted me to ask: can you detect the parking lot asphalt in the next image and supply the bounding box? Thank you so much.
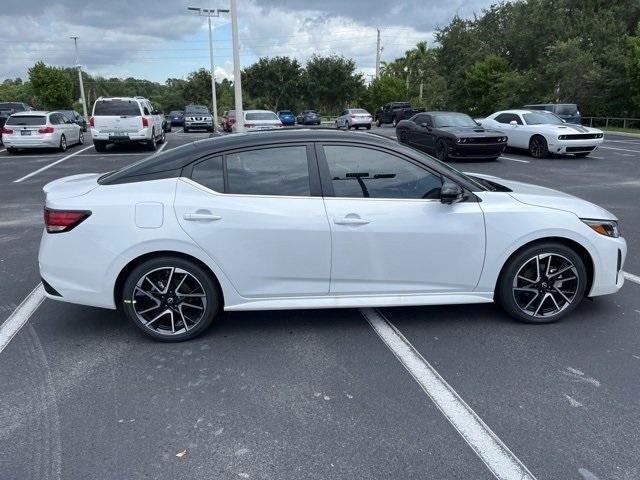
[1,127,639,480]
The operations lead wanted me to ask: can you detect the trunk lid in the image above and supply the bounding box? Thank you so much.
[43,173,101,201]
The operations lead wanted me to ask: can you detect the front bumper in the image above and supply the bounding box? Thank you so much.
[547,138,603,154]
[448,142,507,159]
[588,233,627,297]
[185,121,213,129]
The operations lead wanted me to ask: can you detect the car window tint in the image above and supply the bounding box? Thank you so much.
[226,146,310,196]
[6,115,45,126]
[323,145,442,199]
[191,156,224,192]
[94,100,141,116]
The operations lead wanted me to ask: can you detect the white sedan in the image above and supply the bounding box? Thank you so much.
[38,130,626,341]
[233,110,283,132]
[3,111,84,153]
[481,109,604,158]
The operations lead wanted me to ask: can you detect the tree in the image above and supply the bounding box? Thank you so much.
[28,62,73,109]
[301,55,365,115]
[626,26,640,113]
[242,57,302,111]
[461,55,511,116]
[362,76,406,113]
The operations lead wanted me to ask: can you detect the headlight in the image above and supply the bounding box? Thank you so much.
[582,219,620,238]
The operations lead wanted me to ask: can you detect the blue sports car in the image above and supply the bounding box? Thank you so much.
[277,110,296,126]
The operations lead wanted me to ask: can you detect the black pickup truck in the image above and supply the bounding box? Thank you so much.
[0,102,31,144]
[375,102,424,127]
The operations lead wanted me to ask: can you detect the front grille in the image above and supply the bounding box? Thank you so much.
[566,146,596,152]
[560,134,602,140]
[464,137,503,144]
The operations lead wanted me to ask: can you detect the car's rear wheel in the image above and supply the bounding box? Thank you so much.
[122,256,220,342]
[496,242,587,324]
[93,140,107,152]
[376,118,381,127]
[78,130,84,145]
[529,135,549,158]
[392,117,398,127]
[366,124,371,130]
[158,129,166,144]
[58,135,67,152]
[147,129,157,150]
[6,147,17,154]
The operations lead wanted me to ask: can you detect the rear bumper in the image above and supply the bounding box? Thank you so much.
[91,128,151,143]
[3,135,59,148]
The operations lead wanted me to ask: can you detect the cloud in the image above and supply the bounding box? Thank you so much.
[0,0,494,82]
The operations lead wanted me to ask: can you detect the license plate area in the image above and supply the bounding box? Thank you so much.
[21,130,31,136]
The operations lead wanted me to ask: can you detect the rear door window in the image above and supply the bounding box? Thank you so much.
[191,156,224,192]
[93,100,141,116]
[226,146,311,196]
[6,115,45,126]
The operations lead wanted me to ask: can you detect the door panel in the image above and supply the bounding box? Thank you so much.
[175,180,331,297]
[324,198,485,293]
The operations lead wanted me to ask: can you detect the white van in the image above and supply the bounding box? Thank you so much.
[90,97,164,151]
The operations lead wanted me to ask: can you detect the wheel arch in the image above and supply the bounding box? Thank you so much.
[114,250,225,310]
[495,236,594,298]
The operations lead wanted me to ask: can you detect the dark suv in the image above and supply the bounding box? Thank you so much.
[0,102,31,144]
[523,103,581,124]
[375,102,424,127]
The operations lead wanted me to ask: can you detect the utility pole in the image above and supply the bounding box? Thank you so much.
[188,6,229,130]
[375,28,381,78]
[70,36,88,119]
[230,0,244,132]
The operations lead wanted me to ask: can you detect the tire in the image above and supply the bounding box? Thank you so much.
[158,129,166,144]
[183,127,189,133]
[398,129,408,144]
[496,242,587,324]
[436,140,449,161]
[78,130,84,145]
[146,129,157,150]
[529,135,549,158]
[93,140,107,152]
[6,147,17,154]
[376,118,382,127]
[121,256,220,342]
[392,117,398,127]
[58,135,67,152]
[366,124,371,130]
[347,121,352,130]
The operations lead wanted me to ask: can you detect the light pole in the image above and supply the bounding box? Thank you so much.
[70,36,88,119]
[230,0,244,132]
[187,6,229,130]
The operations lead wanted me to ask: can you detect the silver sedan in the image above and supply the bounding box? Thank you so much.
[335,108,373,130]
[3,111,84,153]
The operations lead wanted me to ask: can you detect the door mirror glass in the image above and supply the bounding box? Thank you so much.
[440,181,464,204]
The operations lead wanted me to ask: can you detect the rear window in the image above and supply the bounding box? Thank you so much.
[6,115,46,126]
[246,112,279,121]
[93,99,141,116]
[279,111,293,115]
[556,104,578,115]
[350,109,369,114]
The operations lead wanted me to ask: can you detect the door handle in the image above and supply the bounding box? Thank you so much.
[333,216,370,226]
[183,212,222,221]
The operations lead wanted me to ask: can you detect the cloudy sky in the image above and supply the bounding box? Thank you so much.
[2,0,494,83]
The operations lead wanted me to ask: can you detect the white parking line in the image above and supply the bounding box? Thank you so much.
[0,148,6,153]
[500,156,530,163]
[599,146,640,153]
[624,271,640,285]
[0,284,45,354]
[361,308,536,480]
[604,139,640,144]
[157,141,168,153]
[13,145,94,183]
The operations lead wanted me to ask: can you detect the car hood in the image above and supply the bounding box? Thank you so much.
[469,173,616,220]
[533,123,601,135]
[439,126,504,136]
[43,173,101,201]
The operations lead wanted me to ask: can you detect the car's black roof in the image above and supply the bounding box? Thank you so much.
[99,129,482,191]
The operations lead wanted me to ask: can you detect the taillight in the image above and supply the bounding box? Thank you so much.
[1,127,13,134]
[229,118,236,124]
[142,117,149,127]
[44,208,91,233]
[89,116,95,127]
[38,126,54,134]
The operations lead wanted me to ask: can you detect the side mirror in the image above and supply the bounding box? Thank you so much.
[509,120,518,126]
[440,181,465,204]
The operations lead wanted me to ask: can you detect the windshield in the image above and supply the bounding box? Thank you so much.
[185,105,210,114]
[350,109,369,114]
[556,104,578,115]
[94,99,141,116]
[433,114,478,128]
[6,115,46,126]
[246,112,279,121]
[523,111,564,125]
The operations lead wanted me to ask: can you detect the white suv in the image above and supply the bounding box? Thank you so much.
[90,97,164,152]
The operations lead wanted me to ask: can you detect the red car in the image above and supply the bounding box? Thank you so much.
[222,110,236,132]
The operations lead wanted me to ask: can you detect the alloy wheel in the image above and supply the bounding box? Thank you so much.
[131,267,208,336]
[512,253,579,318]
[529,137,546,158]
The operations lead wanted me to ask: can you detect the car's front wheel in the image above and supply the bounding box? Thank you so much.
[436,140,449,161]
[122,256,220,342]
[496,242,587,324]
[529,135,549,158]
